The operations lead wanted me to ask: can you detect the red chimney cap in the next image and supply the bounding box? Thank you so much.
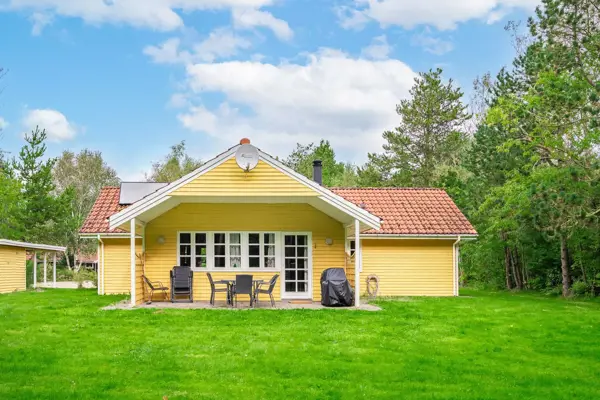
[240,138,251,145]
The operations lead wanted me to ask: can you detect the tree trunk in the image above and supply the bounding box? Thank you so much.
[65,254,72,270]
[560,235,571,297]
[504,245,513,290]
[509,247,523,290]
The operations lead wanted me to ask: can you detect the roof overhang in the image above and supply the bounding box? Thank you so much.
[108,145,381,232]
[0,239,66,252]
[356,234,478,240]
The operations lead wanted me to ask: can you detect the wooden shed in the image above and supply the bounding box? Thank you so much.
[0,239,66,294]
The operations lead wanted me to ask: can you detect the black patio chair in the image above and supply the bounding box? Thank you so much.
[254,274,279,307]
[232,274,253,308]
[142,275,169,304]
[206,272,230,305]
[170,266,193,303]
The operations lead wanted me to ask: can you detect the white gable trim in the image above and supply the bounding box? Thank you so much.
[108,144,381,231]
[109,146,239,229]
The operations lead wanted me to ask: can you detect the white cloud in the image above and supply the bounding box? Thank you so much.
[22,109,78,142]
[177,49,417,161]
[338,0,539,31]
[361,35,391,60]
[411,29,454,55]
[0,117,8,130]
[30,12,53,35]
[5,0,281,33]
[144,27,252,64]
[232,8,293,40]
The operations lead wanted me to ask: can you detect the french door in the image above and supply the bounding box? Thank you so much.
[282,234,311,299]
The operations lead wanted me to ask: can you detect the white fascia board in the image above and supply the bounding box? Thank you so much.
[80,233,143,239]
[258,152,381,230]
[0,239,66,252]
[352,234,478,240]
[108,146,239,230]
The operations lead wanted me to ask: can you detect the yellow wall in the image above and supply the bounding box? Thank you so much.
[362,239,455,296]
[170,158,318,197]
[142,203,345,302]
[102,238,142,295]
[0,245,26,294]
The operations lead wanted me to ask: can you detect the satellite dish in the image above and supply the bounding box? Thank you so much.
[235,144,259,171]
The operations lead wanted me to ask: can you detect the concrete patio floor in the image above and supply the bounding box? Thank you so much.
[104,299,381,311]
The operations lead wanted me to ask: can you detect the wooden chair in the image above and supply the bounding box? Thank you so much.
[142,275,169,304]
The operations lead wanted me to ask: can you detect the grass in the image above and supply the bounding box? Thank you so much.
[0,290,599,399]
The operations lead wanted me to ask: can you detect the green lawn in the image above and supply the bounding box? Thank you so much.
[0,290,599,399]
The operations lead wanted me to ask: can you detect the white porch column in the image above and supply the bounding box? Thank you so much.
[43,253,47,284]
[130,218,136,305]
[354,219,361,308]
[33,252,37,289]
[53,252,57,288]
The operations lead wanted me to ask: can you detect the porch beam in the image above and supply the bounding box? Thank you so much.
[130,218,136,306]
[43,253,47,284]
[53,252,57,288]
[33,252,37,289]
[354,219,361,308]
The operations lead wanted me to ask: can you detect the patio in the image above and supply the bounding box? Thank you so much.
[103,299,381,311]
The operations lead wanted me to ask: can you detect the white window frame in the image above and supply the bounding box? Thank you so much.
[177,231,283,272]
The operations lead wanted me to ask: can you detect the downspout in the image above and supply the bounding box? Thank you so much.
[453,236,461,296]
[98,235,105,295]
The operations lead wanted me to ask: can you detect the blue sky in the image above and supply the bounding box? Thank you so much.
[0,0,538,180]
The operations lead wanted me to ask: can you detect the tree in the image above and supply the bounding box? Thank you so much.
[53,149,120,269]
[12,127,59,243]
[285,140,357,187]
[0,165,23,239]
[369,68,471,187]
[147,141,202,183]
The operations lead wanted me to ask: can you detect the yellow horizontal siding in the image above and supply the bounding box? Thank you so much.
[142,203,345,301]
[362,239,454,297]
[170,158,318,197]
[0,245,26,294]
[103,238,142,295]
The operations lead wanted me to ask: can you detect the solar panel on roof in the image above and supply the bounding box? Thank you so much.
[119,182,169,205]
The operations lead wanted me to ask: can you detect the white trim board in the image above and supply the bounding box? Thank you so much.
[108,144,381,231]
[0,239,66,252]
[357,234,478,240]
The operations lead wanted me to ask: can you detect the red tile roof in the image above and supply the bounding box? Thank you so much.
[79,187,128,234]
[81,186,476,236]
[331,187,477,235]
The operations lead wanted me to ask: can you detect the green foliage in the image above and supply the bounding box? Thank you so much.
[53,149,120,267]
[366,68,471,187]
[0,165,23,239]
[146,141,202,183]
[11,127,60,243]
[284,140,357,187]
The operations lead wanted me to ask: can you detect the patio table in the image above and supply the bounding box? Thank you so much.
[219,279,264,306]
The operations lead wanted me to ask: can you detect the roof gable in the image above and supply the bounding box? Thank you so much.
[106,144,380,231]
[170,157,318,197]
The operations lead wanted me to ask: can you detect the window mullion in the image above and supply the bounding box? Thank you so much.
[242,232,249,269]
[208,232,214,269]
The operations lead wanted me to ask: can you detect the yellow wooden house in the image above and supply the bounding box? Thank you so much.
[80,139,476,306]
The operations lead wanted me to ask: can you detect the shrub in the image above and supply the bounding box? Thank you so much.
[571,281,591,297]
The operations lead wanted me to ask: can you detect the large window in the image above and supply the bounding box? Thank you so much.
[178,232,280,270]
